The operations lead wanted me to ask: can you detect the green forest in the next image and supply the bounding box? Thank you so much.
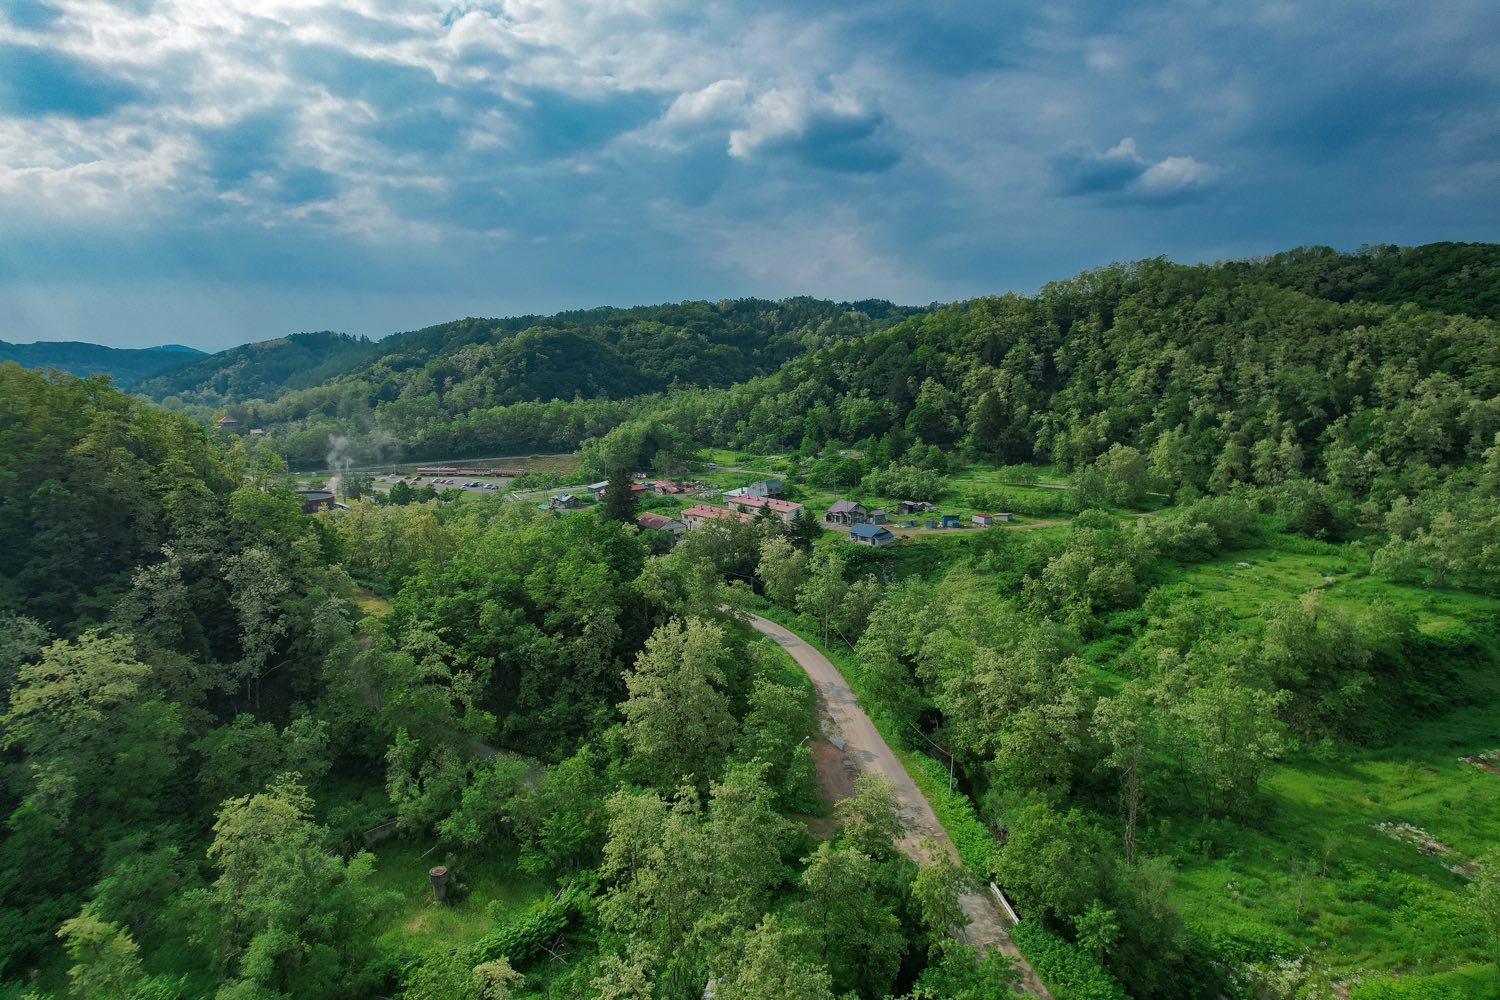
[1,242,1498,1000]
[137,298,921,467]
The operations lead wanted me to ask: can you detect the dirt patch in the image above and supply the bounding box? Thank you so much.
[1460,750,1500,774]
[1373,821,1476,878]
[799,738,852,838]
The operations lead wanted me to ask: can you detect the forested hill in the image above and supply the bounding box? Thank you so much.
[140,297,920,409]
[133,330,382,402]
[163,297,920,465]
[1236,241,1500,320]
[187,242,1498,471]
[615,243,1500,500]
[0,340,204,387]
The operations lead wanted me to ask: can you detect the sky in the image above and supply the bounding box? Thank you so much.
[2,1,1498,350]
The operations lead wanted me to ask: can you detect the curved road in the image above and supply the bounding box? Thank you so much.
[742,611,1053,998]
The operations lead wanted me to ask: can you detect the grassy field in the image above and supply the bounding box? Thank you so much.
[1124,537,1500,989]
[368,839,552,956]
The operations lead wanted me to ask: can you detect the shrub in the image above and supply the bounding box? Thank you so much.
[1011,923,1128,1000]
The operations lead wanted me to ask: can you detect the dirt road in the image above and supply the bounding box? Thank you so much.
[742,612,1053,998]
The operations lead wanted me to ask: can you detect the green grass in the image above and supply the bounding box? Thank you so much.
[369,839,550,955]
[1136,537,1500,983]
[1165,544,1499,639]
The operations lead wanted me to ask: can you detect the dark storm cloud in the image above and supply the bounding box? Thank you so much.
[0,0,1496,348]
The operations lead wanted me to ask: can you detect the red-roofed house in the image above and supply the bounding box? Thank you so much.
[727,495,804,524]
[636,512,686,536]
[681,504,753,530]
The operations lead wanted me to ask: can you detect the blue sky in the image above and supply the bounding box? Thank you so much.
[2,0,1497,350]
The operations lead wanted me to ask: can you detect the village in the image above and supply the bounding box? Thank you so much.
[300,451,1034,550]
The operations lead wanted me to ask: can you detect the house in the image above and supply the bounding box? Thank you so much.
[869,509,888,524]
[656,480,694,495]
[216,415,239,430]
[939,514,962,529]
[682,504,753,530]
[897,500,935,515]
[551,493,583,510]
[728,495,804,524]
[824,499,869,525]
[848,523,896,547]
[636,512,686,536]
[295,489,335,514]
[972,513,994,526]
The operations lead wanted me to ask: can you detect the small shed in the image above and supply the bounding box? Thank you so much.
[994,512,1014,522]
[898,500,934,515]
[924,518,937,529]
[939,514,961,529]
[295,489,335,514]
[869,509,888,524]
[972,513,994,526]
[848,523,896,547]
[551,493,583,510]
[586,481,610,497]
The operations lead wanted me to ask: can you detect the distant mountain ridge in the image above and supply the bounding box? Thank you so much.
[133,330,381,403]
[132,297,922,409]
[0,340,207,387]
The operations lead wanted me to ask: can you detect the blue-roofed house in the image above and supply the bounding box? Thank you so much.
[848,523,896,547]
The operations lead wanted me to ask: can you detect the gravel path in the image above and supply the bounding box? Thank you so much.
[743,611,1053,997]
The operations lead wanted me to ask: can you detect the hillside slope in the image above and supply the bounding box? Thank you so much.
[133,330,380,402]
[0,341,204,387]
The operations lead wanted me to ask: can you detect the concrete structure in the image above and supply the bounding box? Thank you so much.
[723,479,782,500]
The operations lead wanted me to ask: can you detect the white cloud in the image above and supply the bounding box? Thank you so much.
[1138,155,1218,195]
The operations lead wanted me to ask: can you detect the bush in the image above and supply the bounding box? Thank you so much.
[862,463,947,503]
[467,886,582,969]
[1011,923,1128,1000]
[1194,920,1296,965]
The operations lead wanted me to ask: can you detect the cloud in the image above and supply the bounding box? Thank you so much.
[0,0,1496,348]
[1052,138,1218,201]
[729,88,899,173]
